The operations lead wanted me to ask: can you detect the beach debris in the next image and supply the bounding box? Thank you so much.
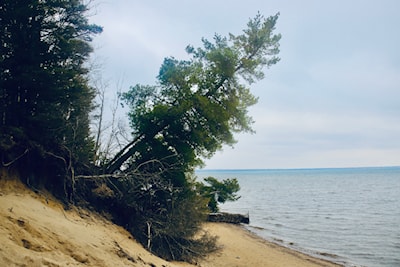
[207,212,249,224]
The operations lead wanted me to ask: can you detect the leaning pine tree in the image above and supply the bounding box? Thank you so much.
[77,13,281,262]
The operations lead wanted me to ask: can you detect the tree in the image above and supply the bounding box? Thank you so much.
[106,12,281,176]
[197,177,240,213]
[0,0,101,196]
[82,12,281,261]
[90,76,129,167]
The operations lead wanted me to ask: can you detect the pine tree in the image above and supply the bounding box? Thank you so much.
[0,0,101,194]
[90,13,280,261]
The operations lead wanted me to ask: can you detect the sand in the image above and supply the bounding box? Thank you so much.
[0,177,341,267]
[200,223,342,267]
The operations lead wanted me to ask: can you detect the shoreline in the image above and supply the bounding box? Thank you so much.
[245,224,348,266]
[0,178,345,267]
[196,222,344,267]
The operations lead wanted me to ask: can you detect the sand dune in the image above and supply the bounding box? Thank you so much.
[0,177,341,267]
[0,178,185,267]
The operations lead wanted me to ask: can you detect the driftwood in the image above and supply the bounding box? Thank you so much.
[207,212,249,224]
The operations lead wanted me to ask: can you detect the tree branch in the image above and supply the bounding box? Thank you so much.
[2,149,29,167]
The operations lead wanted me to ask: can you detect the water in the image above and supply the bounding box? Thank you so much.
[196,167,400,267]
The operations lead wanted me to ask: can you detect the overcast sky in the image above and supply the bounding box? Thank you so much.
[90,0,400,169]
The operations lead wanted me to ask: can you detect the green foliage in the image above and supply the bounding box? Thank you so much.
[197,177,241,212]
[93,13,281,262]
[108,12,280,175]
[1,5,280,263]
[95,13,281,262]
[0,0,101,190]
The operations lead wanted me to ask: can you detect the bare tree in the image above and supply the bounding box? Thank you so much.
[90,71,130,167]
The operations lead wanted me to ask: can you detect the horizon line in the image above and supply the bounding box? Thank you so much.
[196,165,400,171]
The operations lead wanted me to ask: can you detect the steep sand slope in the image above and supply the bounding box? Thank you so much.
[0,178,191,267]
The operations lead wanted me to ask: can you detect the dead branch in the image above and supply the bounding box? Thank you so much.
[2,149,29,167]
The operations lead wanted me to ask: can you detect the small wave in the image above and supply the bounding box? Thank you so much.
[272,238,284,243]
[249,225,265,230]
[317,251,339,258]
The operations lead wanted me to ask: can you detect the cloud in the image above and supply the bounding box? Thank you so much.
[90,0,400,169]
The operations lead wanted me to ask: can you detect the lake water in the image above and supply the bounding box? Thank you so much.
[196,167,400,267]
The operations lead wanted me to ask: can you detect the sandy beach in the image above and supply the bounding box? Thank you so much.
[198,223,342,267]
[0,178,341,267]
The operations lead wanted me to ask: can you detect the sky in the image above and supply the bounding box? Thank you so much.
[89,0,400,169]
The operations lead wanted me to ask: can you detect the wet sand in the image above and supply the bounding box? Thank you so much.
[197,222,342,267]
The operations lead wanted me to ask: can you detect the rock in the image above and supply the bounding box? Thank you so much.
[207,212,249,224]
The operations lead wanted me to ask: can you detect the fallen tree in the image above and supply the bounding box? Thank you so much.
[208,212,250,224]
